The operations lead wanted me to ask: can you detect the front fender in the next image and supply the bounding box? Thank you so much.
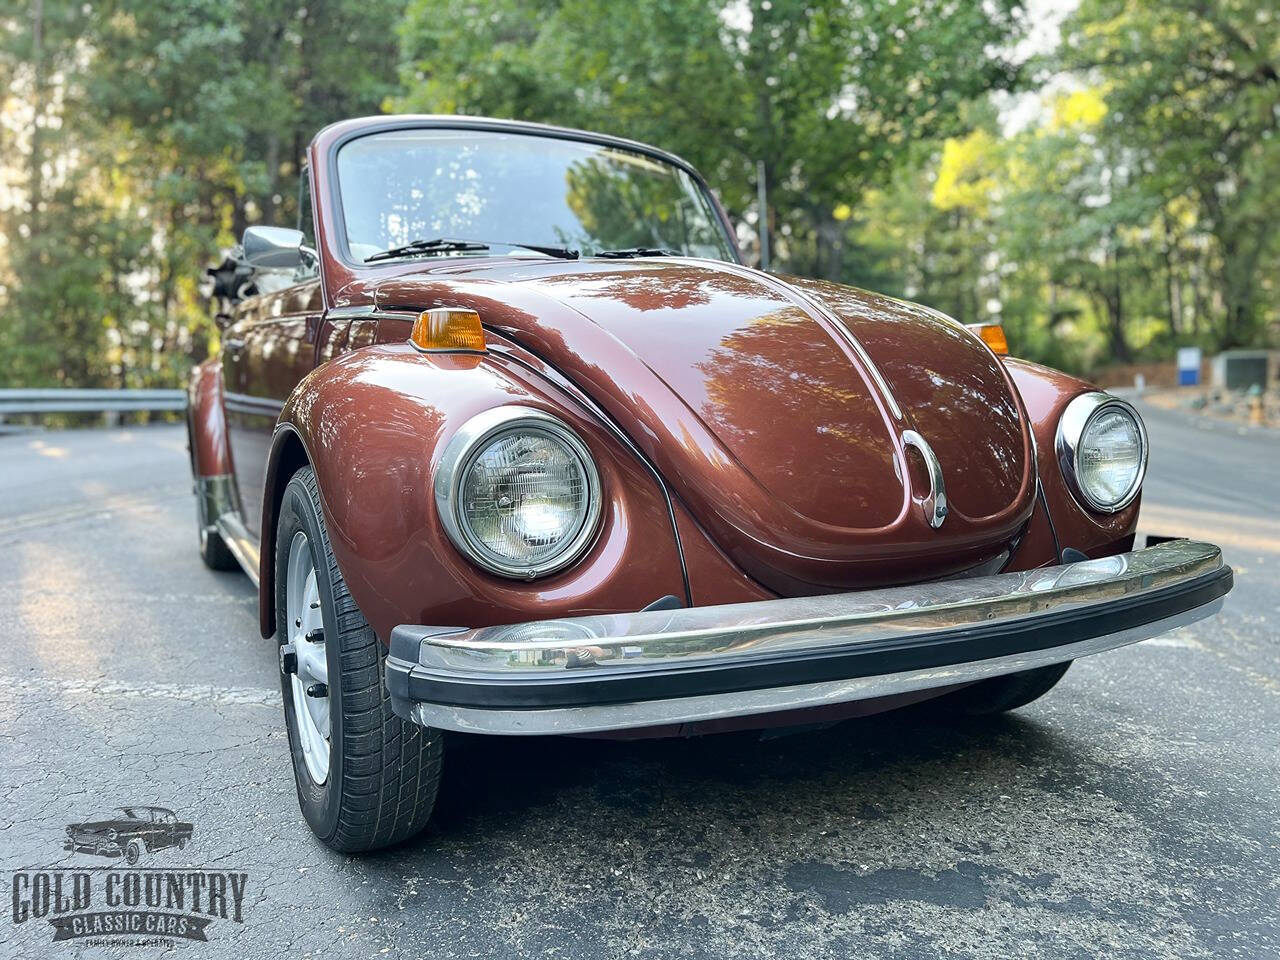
[1004,358,1140,559]
[259,343,686,641]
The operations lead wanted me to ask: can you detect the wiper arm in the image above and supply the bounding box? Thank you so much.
[593,247,680,259]
[490,241,579,260]
[365,238,490,263]
[365,237,579,264]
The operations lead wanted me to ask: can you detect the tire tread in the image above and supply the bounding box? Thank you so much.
[286,466,442,853]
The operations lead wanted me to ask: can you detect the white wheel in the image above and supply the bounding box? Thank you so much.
[286,531,330,784]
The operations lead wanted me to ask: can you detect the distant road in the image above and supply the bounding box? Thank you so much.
[0,404,1276,959]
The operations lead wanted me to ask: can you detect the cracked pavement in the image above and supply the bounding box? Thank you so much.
[0,404,1276,959]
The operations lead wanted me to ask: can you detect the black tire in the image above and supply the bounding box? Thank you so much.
[275,465,443,853]
[198,507,239,571]
[935,662,1072,715]
[125,839,143,865]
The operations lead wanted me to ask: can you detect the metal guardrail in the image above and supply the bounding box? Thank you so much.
[0,388,188,415]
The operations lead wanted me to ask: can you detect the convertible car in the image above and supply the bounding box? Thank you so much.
[187,115,1232,852]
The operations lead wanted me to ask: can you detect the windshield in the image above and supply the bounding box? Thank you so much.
[335,129,736,262]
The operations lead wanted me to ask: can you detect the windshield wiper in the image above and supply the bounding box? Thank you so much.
[594,247,680,259]
[365,237,579,263]
[491,240,579,260]
[365,238,489,263]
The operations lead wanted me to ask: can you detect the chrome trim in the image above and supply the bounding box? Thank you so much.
[413,601,1222,736]
[195,474,237,535]
[215,511,262,587]
[222,391,286,420]
[1055,392,1148,513]
[324,304,416,321]
[901,429,948,529]
[706,261,904,420]
[242,225,308,269]
[324,117,744,269]
[825,322,904,421]
[432,406,603,580]
[410,538,1221,672]
[490,347,694,606]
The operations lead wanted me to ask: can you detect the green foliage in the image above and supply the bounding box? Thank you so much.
[1061,0,1280,349]
[0,0,1273,389]
[397,0,1023,278]
[0,0,403,388]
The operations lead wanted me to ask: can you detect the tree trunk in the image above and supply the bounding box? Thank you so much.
[1214,228,1262,349]
[1160,213,1182,338]
[29,0,44,238]
[266,131,280,226]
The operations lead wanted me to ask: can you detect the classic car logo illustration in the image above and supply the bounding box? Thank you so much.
[9,806,248,947]
[64,805,194,865]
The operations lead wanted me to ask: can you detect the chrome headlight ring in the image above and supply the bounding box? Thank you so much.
[1055,392,1148,513]
[433,406,603,580]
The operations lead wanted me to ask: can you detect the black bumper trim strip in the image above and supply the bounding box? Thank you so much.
[386,564,1231,713]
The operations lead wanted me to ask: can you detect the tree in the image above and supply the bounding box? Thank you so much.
[0,0,407,389]
[1061,0,1280,348]
[397,0,1025,278]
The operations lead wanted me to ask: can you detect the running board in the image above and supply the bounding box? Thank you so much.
[216,512,261,587]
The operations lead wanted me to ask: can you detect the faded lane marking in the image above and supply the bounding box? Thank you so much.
[0,484,191,536]
[29,440,69,459]
[1,675,278,707]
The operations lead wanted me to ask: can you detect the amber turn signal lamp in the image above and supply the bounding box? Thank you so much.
[967,322,1008,356]
[411,308,486,353]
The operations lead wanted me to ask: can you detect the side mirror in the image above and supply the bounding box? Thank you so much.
[242,226,309,269]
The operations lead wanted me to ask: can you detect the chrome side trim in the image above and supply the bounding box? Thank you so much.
[901,429,948,529]
[223,391,286,420]
[411,601,1222,735]
[195,474,237,535]
[216,511,262,587]
[704,260,905,420]
[1056,392,1149,514]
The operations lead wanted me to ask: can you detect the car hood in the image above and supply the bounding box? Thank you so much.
[366,258,1036,591]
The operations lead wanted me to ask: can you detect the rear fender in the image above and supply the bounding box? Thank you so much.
[187,359,239,535]
[258,343,686,640]
[186,359,233,479]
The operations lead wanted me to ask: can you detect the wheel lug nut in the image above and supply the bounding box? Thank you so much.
[304,627,324,643]
[279,642,298,675]
[305,682,329,698]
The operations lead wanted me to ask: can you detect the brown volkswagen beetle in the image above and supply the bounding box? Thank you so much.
[188,115,1232,852]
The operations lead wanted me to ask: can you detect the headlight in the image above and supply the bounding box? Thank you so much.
[434,407,602,579]
[1056,392,1148,512]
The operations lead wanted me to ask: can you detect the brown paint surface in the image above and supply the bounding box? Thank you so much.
[191,117,1139,647]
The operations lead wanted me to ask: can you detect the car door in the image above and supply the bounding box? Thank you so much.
[223,279,323,538]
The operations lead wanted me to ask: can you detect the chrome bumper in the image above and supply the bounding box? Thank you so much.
[385,540,1231,735]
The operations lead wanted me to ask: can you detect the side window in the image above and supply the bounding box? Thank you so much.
[297,168,318,279]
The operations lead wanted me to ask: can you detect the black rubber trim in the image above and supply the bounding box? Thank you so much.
[386,564,1231,713]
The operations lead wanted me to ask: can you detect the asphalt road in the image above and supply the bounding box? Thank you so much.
[1,403,1276,960]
